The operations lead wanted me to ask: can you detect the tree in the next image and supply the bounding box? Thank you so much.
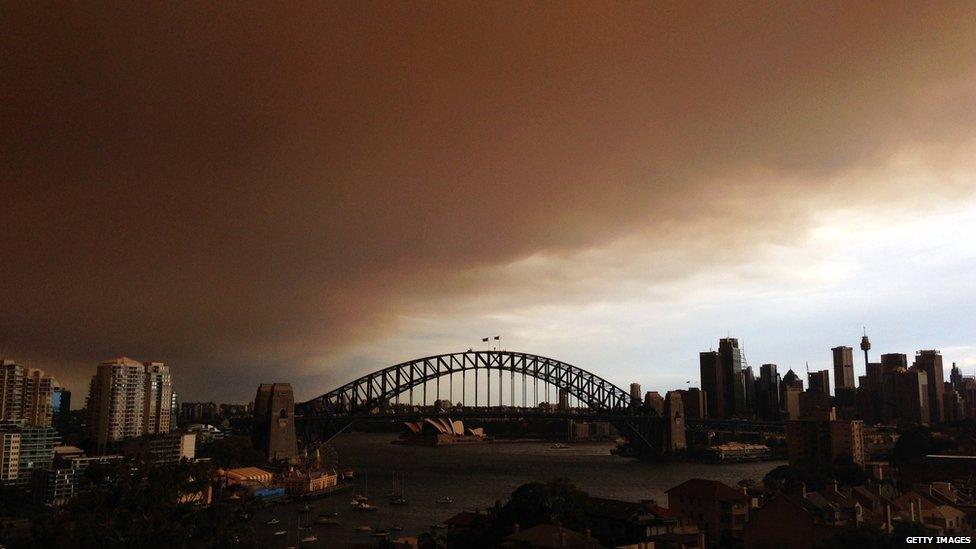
[497,478,589,532]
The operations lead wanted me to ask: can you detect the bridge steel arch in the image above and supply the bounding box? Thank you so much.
[298,351,631,416]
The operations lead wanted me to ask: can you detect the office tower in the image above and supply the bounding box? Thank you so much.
[883,368,929,425]
[700,351,724,419]
[630,383,642,407]
[950,363,963,391]
[252,383,298,462]
[832,346,856,407]
[87,357,147,452]
[742,366,756,416]
[832,346,855,391]
[881,353,908,371]
[783,386,803,420]
[808,370,831,397]
[677,388,706,420]
[643,391,664,415]
[52,387,71,431]
[0,361,55,427]
[787,407,866,468]
[718,338,745,417]
[142,361,172,435]
[757,364,781,420]
[913,350,945,424]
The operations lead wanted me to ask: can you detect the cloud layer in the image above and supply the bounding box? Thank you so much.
[3,3,976,401]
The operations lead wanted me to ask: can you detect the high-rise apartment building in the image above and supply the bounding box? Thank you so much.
[87,357,174,452]
[0,421,60,486]
[0,360,55,427]
[143,361,172,435]
[913,350,945,424]
[52,387,71,431]
[787,408,866,468]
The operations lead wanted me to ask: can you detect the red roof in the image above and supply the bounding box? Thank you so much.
[649,504,680,519]
[666,478,746,501]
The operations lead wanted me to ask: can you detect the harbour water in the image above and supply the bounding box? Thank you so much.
[252,433,784,547]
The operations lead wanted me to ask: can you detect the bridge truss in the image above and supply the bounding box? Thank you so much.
[298,351,632,416]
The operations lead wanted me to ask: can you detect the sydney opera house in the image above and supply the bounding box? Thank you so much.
[398,418,487,446]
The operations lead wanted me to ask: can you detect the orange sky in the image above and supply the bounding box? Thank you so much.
[3,3,976,402]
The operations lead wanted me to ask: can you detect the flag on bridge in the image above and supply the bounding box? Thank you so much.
[493,336,500,340]
[482,337,489,342]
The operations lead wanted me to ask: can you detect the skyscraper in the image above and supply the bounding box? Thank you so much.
[142,361,173,435]
[0,361,55,427]
[87,357,146,452]
[52,386,71,431]
[808,370,830,397]
[700,351,724,419]
[913,350,945,424]
[831,346,855,402]
[757,364,781,420]
[718,338,746,418]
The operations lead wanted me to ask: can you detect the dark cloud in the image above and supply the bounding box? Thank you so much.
[2,3,975,401]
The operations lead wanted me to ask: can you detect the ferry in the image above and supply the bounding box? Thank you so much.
[273,530,287,537]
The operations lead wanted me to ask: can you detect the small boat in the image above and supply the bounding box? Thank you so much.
[372,529,391,537]
[319,511,339,518]
[390,524,403,531]
[355,502,377,512]
[273,530,287,537]
[354,525,373,533]
[314,517,341,526]
[549,443,570,450]
[342,468,355,479]
[431,523,447,529]
[266,518,280,525]
[389,495,408,505]
[436,496,453,505]
[301,534,317,542]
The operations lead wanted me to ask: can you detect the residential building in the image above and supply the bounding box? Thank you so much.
[87,357,174,452]
[0,361,56,427]
[0,421,60,487]
[667,478,748,546]
[52,387,71,431]
[786,408,866,467]
[142,361,173,435]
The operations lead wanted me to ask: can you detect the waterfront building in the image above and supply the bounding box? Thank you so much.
[913,350,946,424]
[1,360,56,427]
[252,383,299,462]
[786,408,865,467]
[123,432,196,464]
[33,453,124,507]
[667,478,748,546]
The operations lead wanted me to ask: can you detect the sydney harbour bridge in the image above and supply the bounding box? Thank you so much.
[293,350,783,457]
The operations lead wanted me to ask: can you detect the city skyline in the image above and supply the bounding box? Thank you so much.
[3,3,976,403]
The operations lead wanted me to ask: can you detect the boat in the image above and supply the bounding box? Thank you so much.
[436,496,453,505]
[388,471,408,505]
[354,525,373,533]
[355,502,377,512]
[314,517,341,526]
[549,443,570,450]
[353,471,376,511]
[431,523,447,529]
[301,534,317,542]
[273,530,287,537]
[342,468,355,479]
[319,511,339,518]
[390,524,403,531]
[266,518,280,525]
